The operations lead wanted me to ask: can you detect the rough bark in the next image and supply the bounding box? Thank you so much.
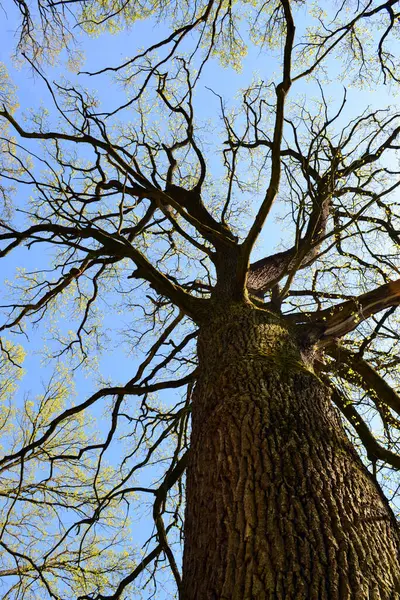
[182,305,400,599]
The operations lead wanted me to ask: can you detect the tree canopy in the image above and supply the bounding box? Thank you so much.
[2,0,400,598]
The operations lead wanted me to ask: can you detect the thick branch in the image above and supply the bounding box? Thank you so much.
[247,176,331,294]
[0,223,207,321]
[292,278,400,343]
[165,183,236,247]
[0,108,233,248]
[247,112,400,296]
[328,381,400,471]
[325,345,400,419]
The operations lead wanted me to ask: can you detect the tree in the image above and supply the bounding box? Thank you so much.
[2,0,400,597]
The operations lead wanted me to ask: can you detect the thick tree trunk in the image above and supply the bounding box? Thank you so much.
[182,305,400,599]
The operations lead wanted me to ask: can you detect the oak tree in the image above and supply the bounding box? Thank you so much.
[2,0,400,598]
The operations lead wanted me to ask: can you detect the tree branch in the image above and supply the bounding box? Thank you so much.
[292,279,400,344]
[325,344,400,419]
[0,372,196,469]
[328,381,400,471]
[0,223,208,321]
[0,107,234,248]
[239,0,295,286]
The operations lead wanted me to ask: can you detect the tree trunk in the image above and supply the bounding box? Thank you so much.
[182,305,400,599]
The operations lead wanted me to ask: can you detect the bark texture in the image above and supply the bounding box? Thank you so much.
[182,305,400,599]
